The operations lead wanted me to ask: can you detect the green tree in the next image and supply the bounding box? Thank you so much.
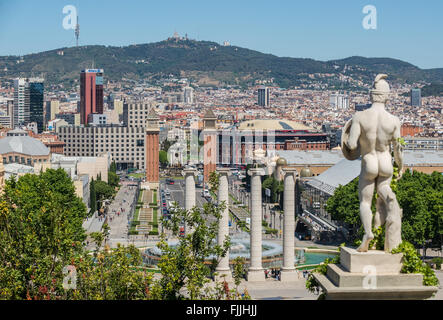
[110,161,117,174]
[208,171,219,194]
[159,150,168,167]
[108,171,120,189]
[325,178,363,242]
[396,170,443,251]
[0,169,87,299]
[94,180,114,203]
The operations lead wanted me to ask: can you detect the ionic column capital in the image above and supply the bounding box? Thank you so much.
[248,167,265,176]
[281,167,298,176]
[216,167,231,176]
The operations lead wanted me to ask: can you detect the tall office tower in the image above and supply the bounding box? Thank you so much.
[80,69,104,125]
[183,86,194,104]
[13,78,30,128]
[29,78,44,133]
[411,88,421,107]
[258,86,270,107]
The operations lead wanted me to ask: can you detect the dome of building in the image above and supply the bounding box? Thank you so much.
[276,157,287,166]
[300,166,313,178]
[0,135,50,156]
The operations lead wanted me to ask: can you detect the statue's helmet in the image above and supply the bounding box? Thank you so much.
[370,74,390,102]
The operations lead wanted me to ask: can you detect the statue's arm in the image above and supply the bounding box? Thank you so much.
[392,118,403,177]
[346,117,361,150]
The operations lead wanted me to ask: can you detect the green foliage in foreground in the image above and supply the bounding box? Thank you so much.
[391,241,439,287]
[157,201,250,300]
[0,169,249,300]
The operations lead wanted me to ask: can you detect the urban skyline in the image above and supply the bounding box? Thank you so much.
[0,0,442,305]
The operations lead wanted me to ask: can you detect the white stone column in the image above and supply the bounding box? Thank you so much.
[215,168,233,281]
[280,167,298,281]
[183,167,197,234]
[247,167,265,281]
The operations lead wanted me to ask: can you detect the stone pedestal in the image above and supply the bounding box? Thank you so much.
[314,246,438,300]
[247,269,265,282]
[215,168,232,282]
[280,269,299,282]
[247,167,265,282]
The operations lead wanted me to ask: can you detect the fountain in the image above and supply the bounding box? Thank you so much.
[142,232,337,268]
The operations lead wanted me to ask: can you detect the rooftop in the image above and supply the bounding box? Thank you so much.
[0,135,50,156]
[238,119,313,131]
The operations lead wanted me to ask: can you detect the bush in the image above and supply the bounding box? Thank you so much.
[129,230,138,235]
[149,231,159,236]
[392,241,439,286]
[431,257,442,270]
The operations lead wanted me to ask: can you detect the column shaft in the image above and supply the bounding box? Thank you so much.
[250,173,263,270]
[216,170,231,275]
[283,171,295,270]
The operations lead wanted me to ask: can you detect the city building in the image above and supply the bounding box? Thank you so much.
[411,88,422,107]
[44,99,60,125]
[0,129,51,166]
[29,79,44,133]
[0,113,12,128]
[13,78,30,128]
[404,137,443,151]
[48,119,69,132]
[87,113,108,126]
[401,123,424,137]
[257,86,270,107]
[183,86,194,104]
[80,69,104,125]
[330,93,349,109]
[167,127,187,141]
[217,119,330,165]
[57,103,152,171]
[13,78,44,132]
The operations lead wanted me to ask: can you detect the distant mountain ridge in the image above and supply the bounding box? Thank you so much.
[1,39,442,89]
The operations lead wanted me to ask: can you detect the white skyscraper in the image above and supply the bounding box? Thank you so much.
[13,78,30,128]
[183,86,194,104]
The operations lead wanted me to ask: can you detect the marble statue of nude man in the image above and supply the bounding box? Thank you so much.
[342,74,403,252]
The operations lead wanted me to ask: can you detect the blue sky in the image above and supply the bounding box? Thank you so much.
[0,0,442,69]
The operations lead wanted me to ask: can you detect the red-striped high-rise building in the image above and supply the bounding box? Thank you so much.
[80,69,104,125]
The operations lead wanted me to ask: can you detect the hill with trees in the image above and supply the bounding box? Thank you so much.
[1,39,442,89]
